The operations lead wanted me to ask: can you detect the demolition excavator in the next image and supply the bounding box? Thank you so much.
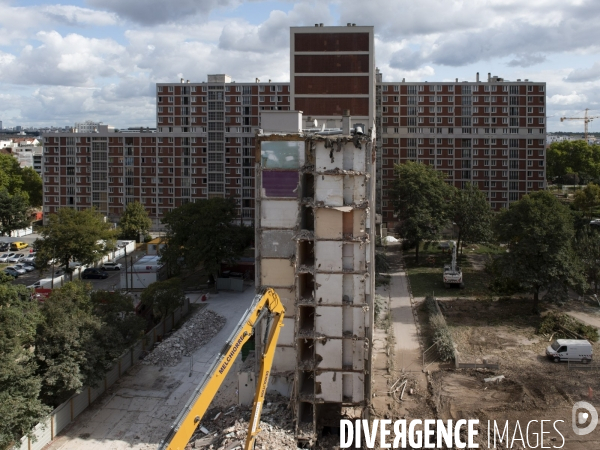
[158,288,285,450]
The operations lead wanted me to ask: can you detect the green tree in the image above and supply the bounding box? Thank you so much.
[34,208,117,279]
[392,161,455,262]
[452,183,493,256]
[140,278,185,320]
[546,141,600,183]
[35,282,122,406]
[493,191,585,312]
[575,227,600,294]
[118,201,152,241]
[0,283,49,449]
[160,198,251,280]
[0,188,30,236]
[20,167,43,208]
[90,290,146,346]
[0,153,25,194]
[573,183,600,219]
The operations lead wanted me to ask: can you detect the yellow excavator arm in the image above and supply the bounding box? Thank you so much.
[158,288,285,450]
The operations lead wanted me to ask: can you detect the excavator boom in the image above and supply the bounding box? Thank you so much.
[158,288,285,450]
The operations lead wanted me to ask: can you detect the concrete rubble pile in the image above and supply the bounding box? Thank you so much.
[189,394,298,450]
[143,309,226,367]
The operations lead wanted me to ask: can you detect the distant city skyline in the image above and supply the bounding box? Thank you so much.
[2,1,600,132]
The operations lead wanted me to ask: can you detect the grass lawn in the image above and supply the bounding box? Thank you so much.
[404,241,494,298]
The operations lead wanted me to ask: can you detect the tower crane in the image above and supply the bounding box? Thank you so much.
[560,108,600,141]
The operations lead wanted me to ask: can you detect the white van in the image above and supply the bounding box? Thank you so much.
[546,339,593,364]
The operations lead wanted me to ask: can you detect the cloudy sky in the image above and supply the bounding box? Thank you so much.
[2,0,600,132]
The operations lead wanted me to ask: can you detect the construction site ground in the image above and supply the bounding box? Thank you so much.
[44,289,256,450]
[44,240,600,449]
[369,242,600,449]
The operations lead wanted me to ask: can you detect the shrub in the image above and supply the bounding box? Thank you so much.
[538,312,599,342]
[425,296,455,361]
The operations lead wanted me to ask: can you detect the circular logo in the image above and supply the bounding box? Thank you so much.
[572,401,598,436]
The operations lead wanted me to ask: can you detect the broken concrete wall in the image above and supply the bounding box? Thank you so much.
[260,230,296,258]
[260,259,295,287]
[314,241,343,272]
[272,346,296,372]
[261,201,299,228]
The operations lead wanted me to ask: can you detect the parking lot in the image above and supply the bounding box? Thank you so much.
[1,234,146,292]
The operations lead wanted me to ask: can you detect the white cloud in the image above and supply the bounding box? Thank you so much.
[3,0,600,129]
[41,4,119,26]
[86,0,239,25]
[0,31,129,87]
[548,92,588,105]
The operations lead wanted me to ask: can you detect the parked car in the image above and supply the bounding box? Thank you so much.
[7,253,26,263]
[81,268,109,279]
[546,339,593,364]
[22,261,37,270]
[7,265,26,275]
[22,255,36,264]
[27,279,53,289]
[3,268,19,278]
[101,261,123,271]
[14,263,34,273]
[0,253,15,263]
[10,241,28,251]
[0,242,9,251]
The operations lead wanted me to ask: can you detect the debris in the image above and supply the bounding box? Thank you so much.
[143,309,226,366]
[199,426,209,435]
[484,375,505,383]
[190,394,298,450]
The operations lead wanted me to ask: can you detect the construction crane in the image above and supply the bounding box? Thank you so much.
[158,288,285,450]
[442,241,464,288]
[560,108,600,141]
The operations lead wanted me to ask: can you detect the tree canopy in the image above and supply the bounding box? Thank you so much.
[20,167,43,208]
[546,140,600,183]
[392,161,454,261]
[575,227,600,295]
[0,153,42,207]
[573,183,600,219]
[118,201,152,242]
[34,208,117,278]
[160,197,252,279]
[140,277,185,320]
[452,183,493,256]
[35,282,126,406]
[493,191,585,311]
[90,290,146,346]
[0,283,49,449]
[0,188,30,237]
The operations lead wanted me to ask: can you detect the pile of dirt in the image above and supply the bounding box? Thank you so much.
[143,309,226,366]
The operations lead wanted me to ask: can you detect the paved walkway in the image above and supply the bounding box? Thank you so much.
[386,243,422,372]
[45,289,256,450]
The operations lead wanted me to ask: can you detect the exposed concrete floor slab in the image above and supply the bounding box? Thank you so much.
[44,288,256,450]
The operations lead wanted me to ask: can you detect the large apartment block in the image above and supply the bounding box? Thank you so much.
[43,78,290,225]
[377,74,546,228]
[42,31,546,229]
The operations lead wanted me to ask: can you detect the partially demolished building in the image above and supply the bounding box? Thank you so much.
[255,111,375,445]
[253,25,377,446]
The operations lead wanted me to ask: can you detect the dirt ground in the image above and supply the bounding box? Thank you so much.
[429,297,600,449]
